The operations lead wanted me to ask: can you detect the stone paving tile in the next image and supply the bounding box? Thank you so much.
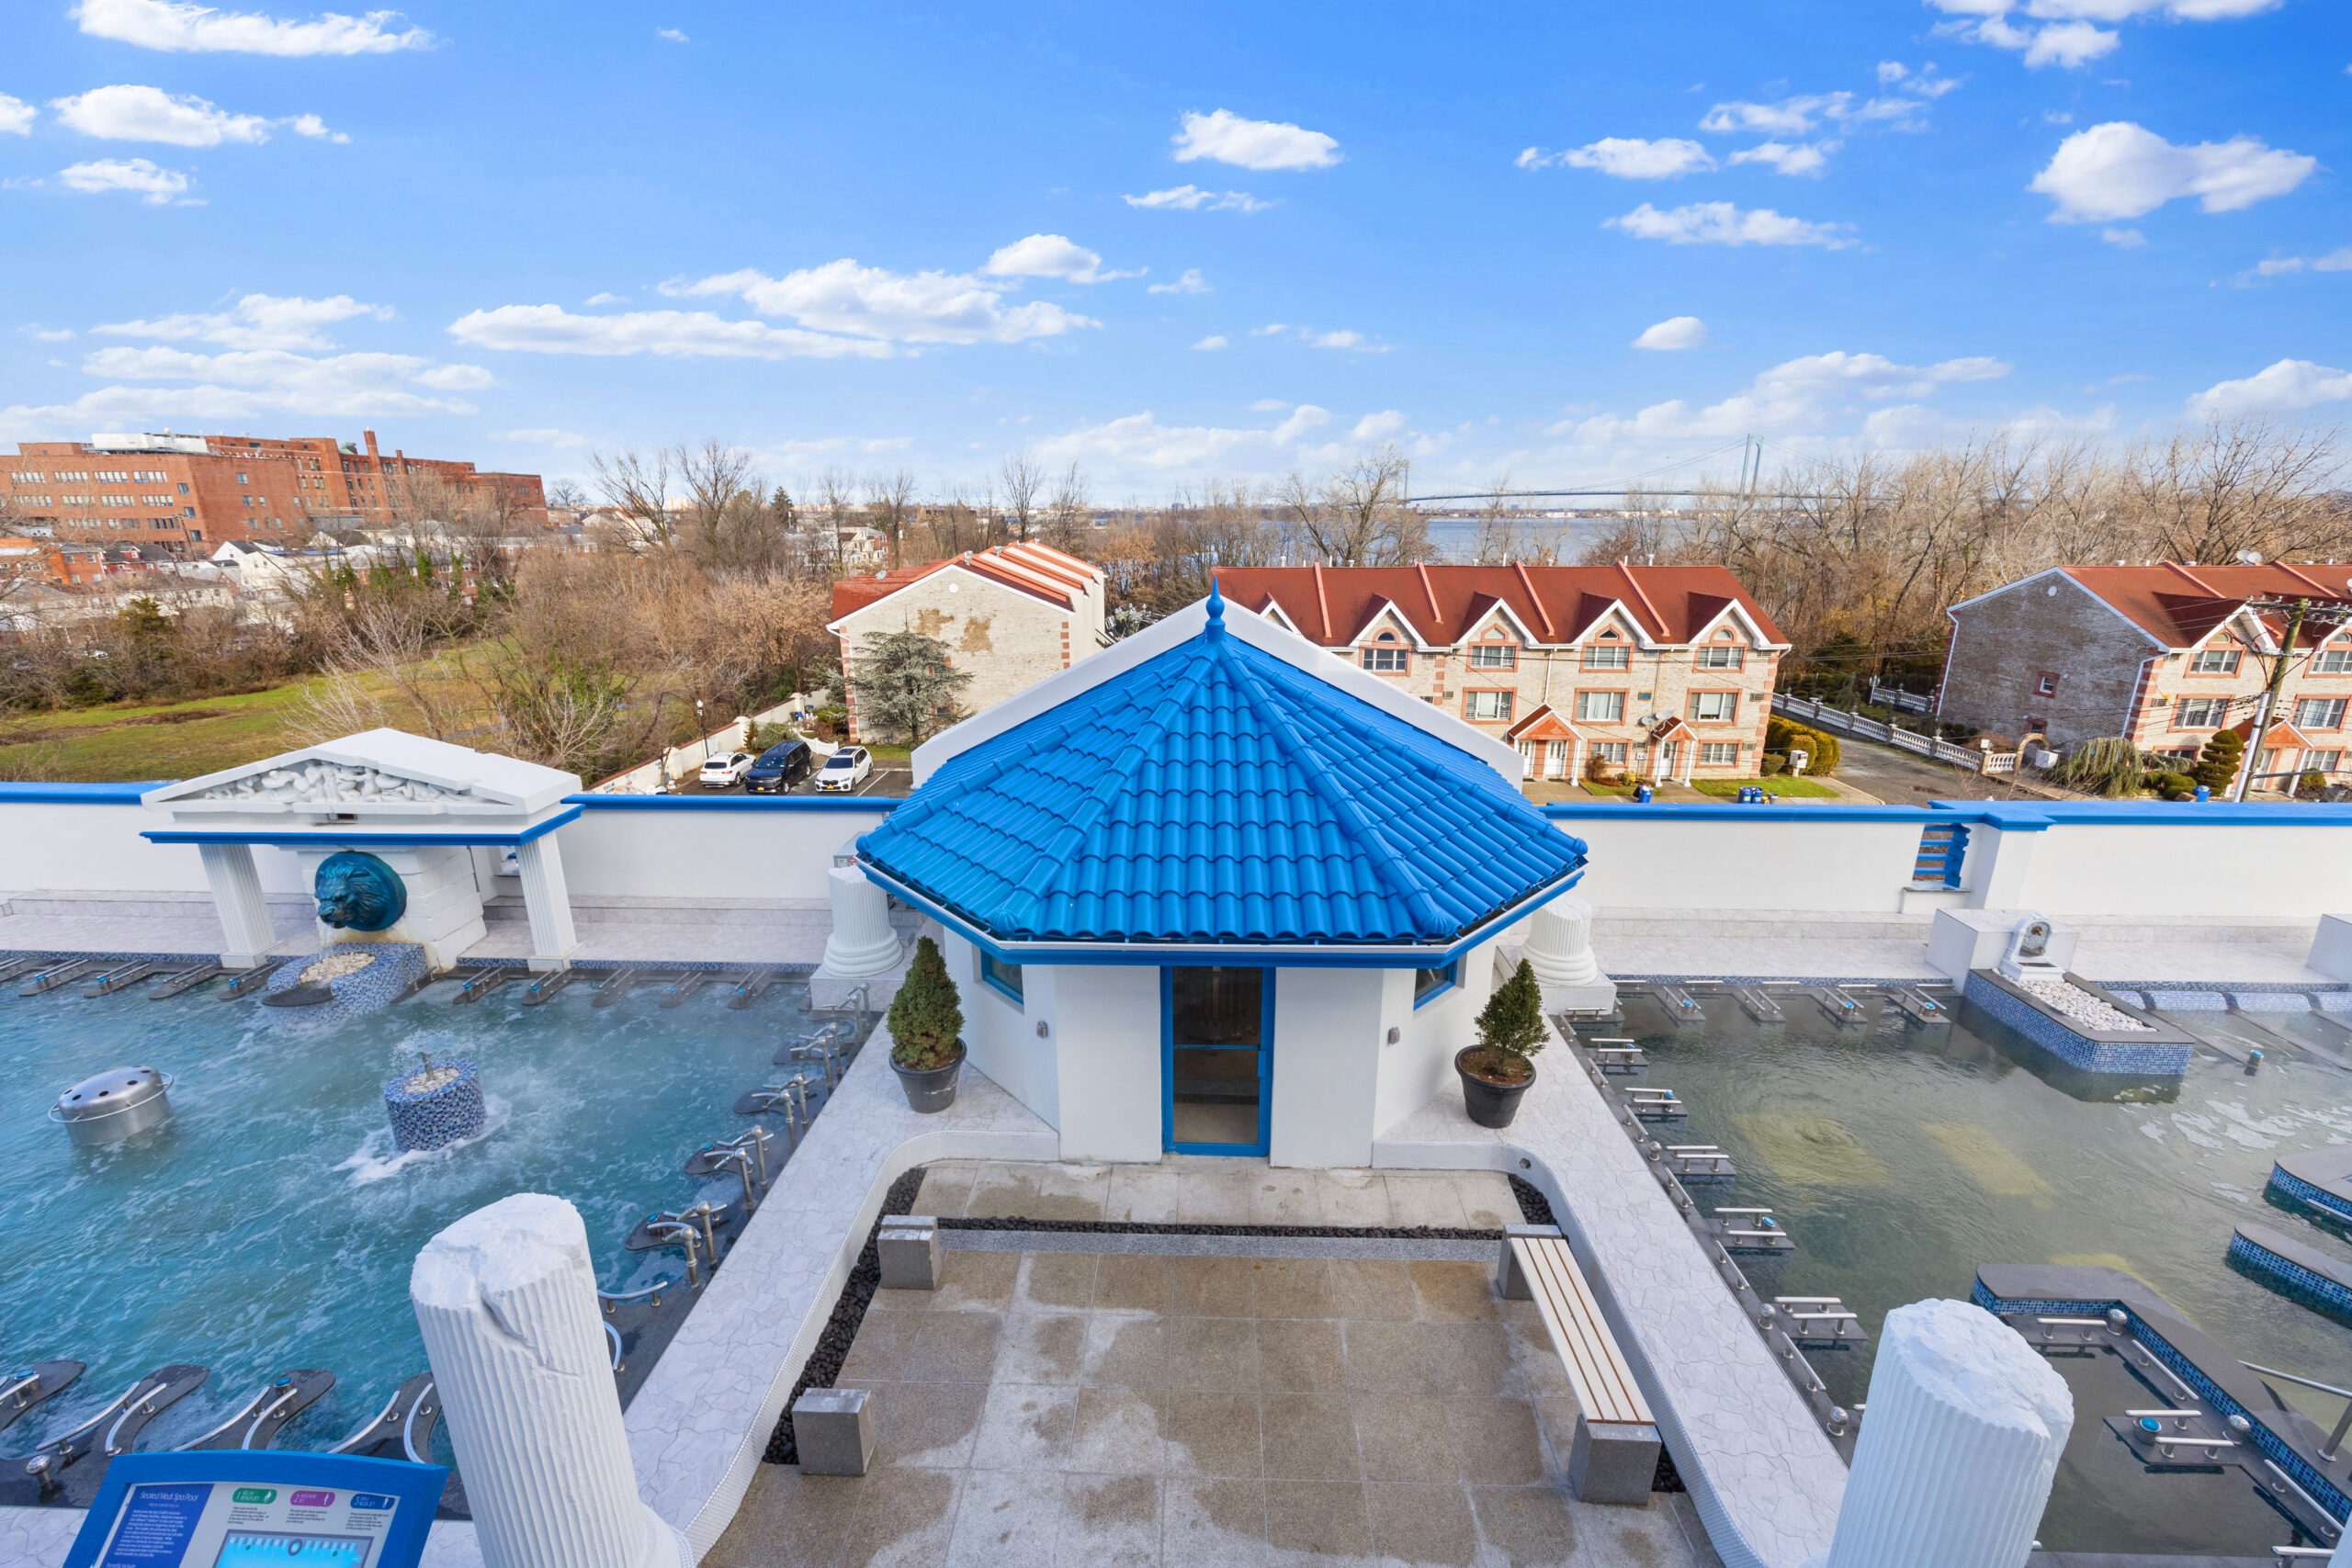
[1384,1173,1473,1229]
[1317,1169,1395,1227]
[746,1242,1708,1568]
[1251,1167,1323,1224]
[1104,1165,1185,1223]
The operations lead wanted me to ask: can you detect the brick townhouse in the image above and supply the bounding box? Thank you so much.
[1939,561,2352,785]
[0,535,106,586]
[1213,563,1790,784]
[829,543,1111,742]
[0,429,546,557]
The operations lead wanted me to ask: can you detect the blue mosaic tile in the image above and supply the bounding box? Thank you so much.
[2229,1232,2352,1320]
[2319,994,2352,1016]
[2153,990,2231,1010]
[2231,991,2316,1012]
[2270,1166,2352,1225]
[266,941,427,1023]
[1962,972,2193,1076]
[382,1057,485,1152]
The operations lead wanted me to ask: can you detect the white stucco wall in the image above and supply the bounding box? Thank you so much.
[1373,937,1505,1140]
[1267,966,1385,1168]
[944,931,1059,1130]
[0,803,308,894]
[1052,964,1162,1163]
[1555,817,1927,912]
[2010,821,2352,919]
[552,806,890,902]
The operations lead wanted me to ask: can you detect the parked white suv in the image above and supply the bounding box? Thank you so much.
[814,746,872,792]
[697,750,755,788]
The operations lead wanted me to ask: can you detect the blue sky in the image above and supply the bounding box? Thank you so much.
[4,0,2347,501]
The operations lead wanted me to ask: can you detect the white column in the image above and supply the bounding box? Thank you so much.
[1520,896,1614,1013]
[1963,825,2045,910]
[199,841,277,968]
[1817,1298,2073,1568]
[817,863,902,977]
[515,835,580,972]
[411,1194,686,1568]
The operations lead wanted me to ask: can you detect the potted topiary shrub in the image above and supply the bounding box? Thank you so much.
[887,936,966,1112]
[1455,958,1547,1129]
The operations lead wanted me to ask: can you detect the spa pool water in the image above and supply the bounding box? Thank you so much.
[1621,987,2352,1557]
[0,975,812,1454]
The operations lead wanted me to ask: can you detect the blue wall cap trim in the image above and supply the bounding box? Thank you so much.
[0,780,174,805]
[565,793,899,813]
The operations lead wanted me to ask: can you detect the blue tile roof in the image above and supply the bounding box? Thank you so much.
[858,593,1587,949]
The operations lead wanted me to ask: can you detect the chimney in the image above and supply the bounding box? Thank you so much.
[363,430,379,457]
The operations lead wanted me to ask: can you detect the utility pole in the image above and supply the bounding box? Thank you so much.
[2234,597,2307,802]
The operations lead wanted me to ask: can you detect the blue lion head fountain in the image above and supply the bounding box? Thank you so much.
[314,851,408,932]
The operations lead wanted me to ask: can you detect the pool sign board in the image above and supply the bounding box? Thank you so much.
[62,1451,444,1568]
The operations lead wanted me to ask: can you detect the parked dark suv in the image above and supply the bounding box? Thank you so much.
[744,739,814,793]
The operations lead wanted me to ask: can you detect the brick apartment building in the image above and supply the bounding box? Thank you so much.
[1939,561,2352,785]
[0,430,546,558]
[0,536,106,586]
[1213,563,1790,784]
[829,543,1111,742]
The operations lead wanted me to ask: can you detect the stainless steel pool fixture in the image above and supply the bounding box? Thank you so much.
[50,1066,174,1146]
[0,1361,83,1437]
[452,964,524,1004]
[592,966,639,1008]
[521,967,581,1006]
[17,959,93,997]
[1814,987,1872,1027]
[222,959,288,998]
[1652,984,1705,1025]
[1710,1207,1797,1256]
[0,954,50,987]
[1774,1297,1868,1347]
[729,968,786,1010]
[23,1363,208,1504]
[657,971,711,1010]
[178,1369,334,1450]
[1665,1144,1737,1181]
[2242,1362,2352,1460]
[1731,985,1786,1024]
[686,1129,773,1209]
[1889,986,1951,1026]
[81,961,162,998]
[789,1036,844,1089]
[638,1218,705,1290]
[146,959,221,999]
[1585,1040,1647,1073]
[1623,1086,1687,1121]
[328,1373,439,1463]
[774,1021,845,1067]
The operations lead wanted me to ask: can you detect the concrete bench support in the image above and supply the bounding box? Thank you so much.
[791,1387,876,1476]
[878,1215,941,1290]
[1507,1229,1661,1506]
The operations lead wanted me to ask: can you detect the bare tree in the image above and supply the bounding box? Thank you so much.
[1045,461,1090,553]
[589,447,675,551]
[676,439,759,563]
[1473,467,1518,564]
[1000,451,1045,544]
[2128,415,2347,565]
[1299,446,1422,566]
[865,468,918,570]
[819,467,855,571]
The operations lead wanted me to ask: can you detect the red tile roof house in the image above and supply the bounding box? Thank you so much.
[1212,563,1791,785]
[1937,561,2352,791]
[828,542,1110,743]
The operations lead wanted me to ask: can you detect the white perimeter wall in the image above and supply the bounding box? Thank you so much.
[2011,821,2352,919]
[1556,817,1927,912]
[548,807,890,902]
[1052,965,1161,1163]
[944,931,1059,1131]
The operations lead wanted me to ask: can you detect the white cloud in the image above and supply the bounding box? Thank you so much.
[1250,323,1289,336]
[1148,269,1210,296]
[1878,60,1911,84]
[1122,185,1270,212]
[669,261,1097,346]
[1248,399,1291,412]
[1171,108,1340,172]
[2101,226,2146,247]
[1725,140,1836,176]
[447,305,897,360]
[1566,350,2011,444]
[1351,410,1407,441]
[22,327,76,342]
[2188,359,2352,417]
[981,233,1136,284]
[96,292,392,350]
[58,157,191,203]
[71,0,434,54]
[495,428,585,447]
[1933,0,2279,65]
[2025,20,2120,65]
[1309,330,1385,352]
[1191,335,1228,351]
[288,113,345,141]
[1700,92,1931,137]
[0,96,33,136]
[51,85,268,146]
[1518,137,1714,178]
[1033,404,1333,473]
[1633,316,1709,351]
[31,343,491,425]
[656,27,687,42]
[584,291,627,305]
[2253,246,2352,276]
[2030,121,2316,221]
[1606,201,1855,248]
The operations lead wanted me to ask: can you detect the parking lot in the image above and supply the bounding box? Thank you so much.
[664,754,912,799]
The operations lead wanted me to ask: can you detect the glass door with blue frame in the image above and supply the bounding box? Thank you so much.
[1163,966,1272,1155]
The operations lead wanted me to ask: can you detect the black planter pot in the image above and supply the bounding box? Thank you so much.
[1455,1047,1533,1129]
[892,1041,967,1113]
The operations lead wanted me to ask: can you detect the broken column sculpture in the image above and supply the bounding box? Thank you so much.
[818,862,903,979]
[1520,895,1616,1014]
[1815,1298,2073,1568]
[411,1193,686,1568]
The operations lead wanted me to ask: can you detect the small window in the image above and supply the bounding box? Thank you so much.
[1467,643,1516,670]
[1362,647,1409,673]
[2315,648,2352,674]
[1589,740,1629,765]
[2190,648,2241,674]
[1699,741,1738,765]
[1689,691,1738,722]
[980,952,1024,1003]
[2309,750,2343,774]
[1693,646,1744,671]
[1413,960,1457,1007]
[2295,697,2347,729]
[1464,689,1513,722]
[2035,671,2058,696]
[1576,690,1625,723]
[1582,644,1629,670]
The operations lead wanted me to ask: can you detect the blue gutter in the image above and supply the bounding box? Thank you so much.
[0,781,173,805]
[564,793,901,813]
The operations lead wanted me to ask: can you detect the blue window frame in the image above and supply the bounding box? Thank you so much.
[1162,965,1274,1156]
[980,951,1024,1004]
[1413,960,1458,1008]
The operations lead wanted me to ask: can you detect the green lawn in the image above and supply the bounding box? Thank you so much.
[1578,780,1644,798]
[1688,775,1838,799]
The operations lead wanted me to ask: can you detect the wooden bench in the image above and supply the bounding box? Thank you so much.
[1500,1224,1662,1504]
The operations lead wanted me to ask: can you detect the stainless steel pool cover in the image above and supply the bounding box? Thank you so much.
[49,1066,173,1146]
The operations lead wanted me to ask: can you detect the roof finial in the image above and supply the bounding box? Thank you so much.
[1205,575,1226,639]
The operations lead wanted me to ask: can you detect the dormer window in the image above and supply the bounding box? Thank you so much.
[2190,648,2241,674]
[1362,630,1409,673]
[1467,637,1516,670]
[1694,645,1745,671]
[1583,643,1630,670]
